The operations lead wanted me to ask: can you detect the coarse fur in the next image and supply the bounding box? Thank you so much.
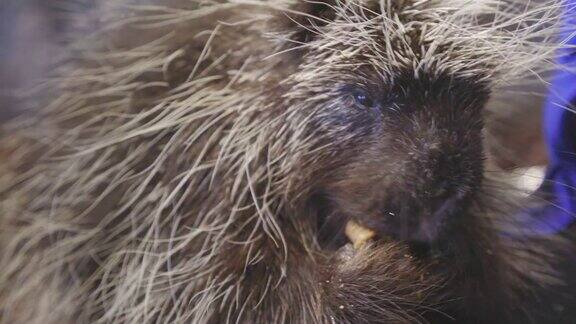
[0,0,575,323]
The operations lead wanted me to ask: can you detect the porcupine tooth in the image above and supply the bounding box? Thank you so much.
[345,220,376,249]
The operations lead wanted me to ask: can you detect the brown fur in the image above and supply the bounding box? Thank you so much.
[0,1,574,323]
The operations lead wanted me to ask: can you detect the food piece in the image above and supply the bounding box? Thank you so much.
[345,220,375,249]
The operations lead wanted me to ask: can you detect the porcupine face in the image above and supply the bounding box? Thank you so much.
[316,74,488,246]
[283,1,491,248]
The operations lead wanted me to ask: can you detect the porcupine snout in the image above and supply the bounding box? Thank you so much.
[382,75,488,244]
[394,142,484,243]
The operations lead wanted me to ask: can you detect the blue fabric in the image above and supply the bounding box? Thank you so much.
[527,2,576,234]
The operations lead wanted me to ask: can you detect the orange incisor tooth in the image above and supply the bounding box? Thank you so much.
[345,220,375,249]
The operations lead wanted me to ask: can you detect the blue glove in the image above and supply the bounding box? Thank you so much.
[526,4,576,234]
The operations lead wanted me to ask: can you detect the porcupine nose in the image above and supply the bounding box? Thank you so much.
[410,152,477,242]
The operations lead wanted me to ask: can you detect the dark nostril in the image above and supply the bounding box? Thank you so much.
[427,181,461,216]
[433,185,448,198]
[428,180,452,199]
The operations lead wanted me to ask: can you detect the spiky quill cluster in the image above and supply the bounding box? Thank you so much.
[0,0,574,323]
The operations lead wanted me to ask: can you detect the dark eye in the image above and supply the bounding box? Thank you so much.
[352,89,375,108]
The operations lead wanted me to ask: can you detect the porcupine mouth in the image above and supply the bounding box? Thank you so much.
[313,193,450,257]
[313,194,382,252]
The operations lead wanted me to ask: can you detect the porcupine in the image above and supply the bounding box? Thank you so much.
[0,0,575,323]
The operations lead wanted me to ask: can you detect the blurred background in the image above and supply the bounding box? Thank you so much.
[0,0,99,120]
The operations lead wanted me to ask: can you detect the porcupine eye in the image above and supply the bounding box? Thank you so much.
[351,89,375,108]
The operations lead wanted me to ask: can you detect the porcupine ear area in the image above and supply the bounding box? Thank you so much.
[273,0,337,46]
